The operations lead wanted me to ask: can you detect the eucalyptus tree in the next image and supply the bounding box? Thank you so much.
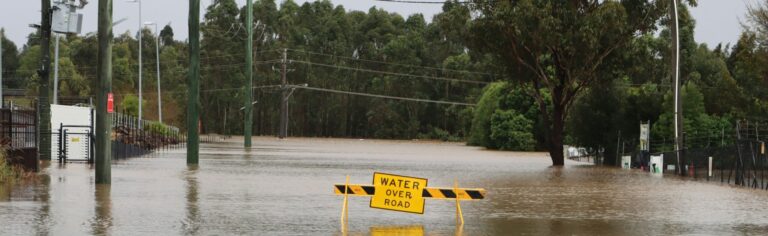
[200,0,245,134]
[467,0,696,165]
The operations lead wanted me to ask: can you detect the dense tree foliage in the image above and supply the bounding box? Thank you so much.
[1,29,20,89]
[564,3,757,165]
[2,0,767,167]
[466,0,697,165]
[469,82,541,150]
[6,0,491,141]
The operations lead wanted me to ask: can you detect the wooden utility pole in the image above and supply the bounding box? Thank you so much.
[1,29,4,107]
[95,0,113,184]
[38,0,53,162]
[244,0,253,148]
[187,0,200,164]
[279,49,287,139]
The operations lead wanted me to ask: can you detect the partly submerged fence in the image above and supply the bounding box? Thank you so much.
[0,103,230,164]
[110,112,184,159]
[625,120,768,191]
[0,107,37,149]
[0,106,38,170]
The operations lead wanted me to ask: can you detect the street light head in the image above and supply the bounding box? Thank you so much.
[113,18,128,27]
[125,0,139,2]
[144,21,155,26]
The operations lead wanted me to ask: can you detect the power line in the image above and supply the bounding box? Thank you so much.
[286,48,497,77]
[291,85,476,106]
[113,84,283,96]
[11,59,281,76]
[291,60,489,85]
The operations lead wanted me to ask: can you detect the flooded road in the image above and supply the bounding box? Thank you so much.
[2,137,768,235]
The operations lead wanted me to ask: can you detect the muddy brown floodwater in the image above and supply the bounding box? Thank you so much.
[2,137,768,235]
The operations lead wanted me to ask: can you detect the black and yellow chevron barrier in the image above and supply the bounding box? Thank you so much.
[336,173,486,226]
[334,184,486,200]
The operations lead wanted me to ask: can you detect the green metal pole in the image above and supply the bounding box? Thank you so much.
[244,0,253,148]
[187,0,200,164]
[38,0,52,161]
[95,0,113,184]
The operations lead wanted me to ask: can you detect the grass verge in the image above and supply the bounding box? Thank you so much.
[0,147,33,183]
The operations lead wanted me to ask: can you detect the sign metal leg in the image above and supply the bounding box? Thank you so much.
[454,179,464,226]
[341,175,350,229]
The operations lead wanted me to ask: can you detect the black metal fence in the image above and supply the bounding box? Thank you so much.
[0,105,38,170]
[0,102,226,163]
[0,107,37,149]
[110,112,185,159]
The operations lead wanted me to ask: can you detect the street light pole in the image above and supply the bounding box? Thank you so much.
[127,0,142,124]
[145,22,161,123]
[53,34,60,104]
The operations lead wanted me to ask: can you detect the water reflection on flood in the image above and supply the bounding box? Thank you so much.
[90,185,111,235]
[1,137,768,235]
[182,165,200,235]
[340,224,465,236]
[368,225,424,236]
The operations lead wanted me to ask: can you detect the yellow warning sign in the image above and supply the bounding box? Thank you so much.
[370,172,427,214]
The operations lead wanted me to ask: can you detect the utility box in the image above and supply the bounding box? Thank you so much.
[621,156,631,169]
[52,1,83,34]
[650,154,664,174]
[51,104,94,162]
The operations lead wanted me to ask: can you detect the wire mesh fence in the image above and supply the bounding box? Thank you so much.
[624,119,768,191]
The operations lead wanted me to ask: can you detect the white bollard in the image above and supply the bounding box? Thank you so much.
[708,156,713,178]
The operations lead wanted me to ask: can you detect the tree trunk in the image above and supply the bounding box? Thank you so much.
[549,98,566,166]
[549,117,565,166]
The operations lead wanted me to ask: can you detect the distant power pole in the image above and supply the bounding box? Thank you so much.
[95,0,113,184]
[279,48,288,139]
[187,0,200,164]
[38,0,53,162]
[244,0,253,148]
[671,0,684,175]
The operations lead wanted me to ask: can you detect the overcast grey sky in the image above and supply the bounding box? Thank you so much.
[0,0,760,50]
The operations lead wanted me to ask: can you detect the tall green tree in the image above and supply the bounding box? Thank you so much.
[1,29,20,84]
[467,0,695,166]
[160,24,175,47]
